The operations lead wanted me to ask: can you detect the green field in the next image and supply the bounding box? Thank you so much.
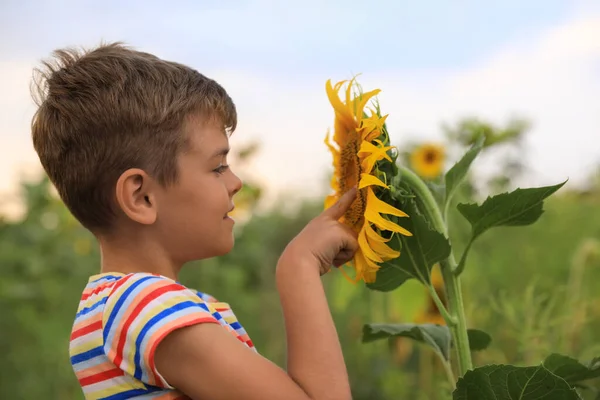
[2,140,599,399]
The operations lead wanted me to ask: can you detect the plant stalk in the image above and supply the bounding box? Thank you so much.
[427,284,457,327]
[440,357,457,391]
[398,167,473,376]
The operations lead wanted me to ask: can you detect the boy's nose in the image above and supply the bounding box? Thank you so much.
[230,172,243,195]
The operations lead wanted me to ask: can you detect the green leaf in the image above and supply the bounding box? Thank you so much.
[367,200,451,291]
[363,324,490,360]
[445,135,485,208]
[543,354,600,385]
[467,329,492,351]
[458,181,566,240]
[453,364,582,399]
[455,181,566,274]
[363,323,452,360]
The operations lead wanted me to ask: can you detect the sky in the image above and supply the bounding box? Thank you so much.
[1,0,599,216]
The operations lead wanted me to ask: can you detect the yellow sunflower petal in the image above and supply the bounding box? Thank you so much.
[355,250,381,283]
[367,187,409,218]
[364,205,412,236]
[358,228,383,263]
[359,142,393,173]
[369,236,400,260]
[359,109,387,139]
[364,128,383,142]
[358,173,388,189]
[364,221,392,243]
[353,89,381,120]
[324,194,338,210]
[362,269,377,284]
[326,79,355,130]
[330,175,339,192]
[324,130,339,155]
[359,140,393,159]
[339,264,359,284]
[345,77,356,111]
[325,132,340,167]
[353,250,366,282]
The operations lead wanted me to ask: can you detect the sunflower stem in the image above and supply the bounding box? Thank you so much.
[438,354,457,391]
[398,166,473,377]
[427,284,457,327]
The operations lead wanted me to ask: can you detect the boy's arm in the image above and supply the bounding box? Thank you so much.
[154,261,351,400]
[276,255,353,399]
[154,321,319,399]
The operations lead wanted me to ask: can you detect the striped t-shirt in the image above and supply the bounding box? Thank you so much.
[69,272,256,399]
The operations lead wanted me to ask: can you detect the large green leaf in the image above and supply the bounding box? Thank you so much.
[445,135,485,209]
[363,323,452,360]
[455,181,566,274]
[453,364,581,399]
[543,354,600,385]
[363,324,492,360]
[457,181,566,239]
[367,200,451,291]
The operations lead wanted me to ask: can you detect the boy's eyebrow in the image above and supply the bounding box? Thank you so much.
[210,147,230,158]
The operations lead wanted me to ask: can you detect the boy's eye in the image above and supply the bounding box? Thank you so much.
[214,164,229,175]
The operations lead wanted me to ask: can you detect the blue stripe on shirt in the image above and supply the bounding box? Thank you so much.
[70,345,104,365]
[133,301,201,380]
[103,275,157,343]
[76,297,108,318]
[99,386,161,400]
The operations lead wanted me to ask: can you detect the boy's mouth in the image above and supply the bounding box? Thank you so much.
[224,206,235,219]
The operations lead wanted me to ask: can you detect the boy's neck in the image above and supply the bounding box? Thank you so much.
[97,231,181,281]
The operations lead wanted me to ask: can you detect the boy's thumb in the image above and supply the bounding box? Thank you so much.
[322,188,357,220]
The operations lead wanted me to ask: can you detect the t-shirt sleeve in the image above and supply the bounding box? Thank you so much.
[101,273,219,388]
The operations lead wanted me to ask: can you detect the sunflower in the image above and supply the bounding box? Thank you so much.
[410,144,445,179]
[324,77,412,283]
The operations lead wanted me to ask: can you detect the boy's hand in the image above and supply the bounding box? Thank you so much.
[280,188,359,275]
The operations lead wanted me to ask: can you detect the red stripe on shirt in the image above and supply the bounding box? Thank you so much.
[112,283,184,367]
[71,320,102,341]
[72,310,103,332]
[79,367,124,386]
[81,281,117,301]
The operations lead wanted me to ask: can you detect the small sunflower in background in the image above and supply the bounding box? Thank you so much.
[415,265,446,325]
[410,144,446,180]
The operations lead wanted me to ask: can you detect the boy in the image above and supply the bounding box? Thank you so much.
[31,42,358,400]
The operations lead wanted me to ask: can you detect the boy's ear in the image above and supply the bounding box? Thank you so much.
[115,168,158,225]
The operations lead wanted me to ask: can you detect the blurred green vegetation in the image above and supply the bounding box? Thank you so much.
[1,119,599,399]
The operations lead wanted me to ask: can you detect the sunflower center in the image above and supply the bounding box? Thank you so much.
[424,150,437,164]
[339,131,365,228]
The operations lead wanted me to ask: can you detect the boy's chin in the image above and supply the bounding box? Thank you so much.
[181,236,235,262]
[209,238,235,257]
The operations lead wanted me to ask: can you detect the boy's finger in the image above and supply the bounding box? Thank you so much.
[322,188,357,220]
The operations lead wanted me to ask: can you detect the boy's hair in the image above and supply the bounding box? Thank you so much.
[31,42,236,233]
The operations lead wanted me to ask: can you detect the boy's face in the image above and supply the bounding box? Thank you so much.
[154,117,242,263]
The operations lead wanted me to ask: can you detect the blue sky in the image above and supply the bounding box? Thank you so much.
[0,0,576,71]
[0,0,599,215]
